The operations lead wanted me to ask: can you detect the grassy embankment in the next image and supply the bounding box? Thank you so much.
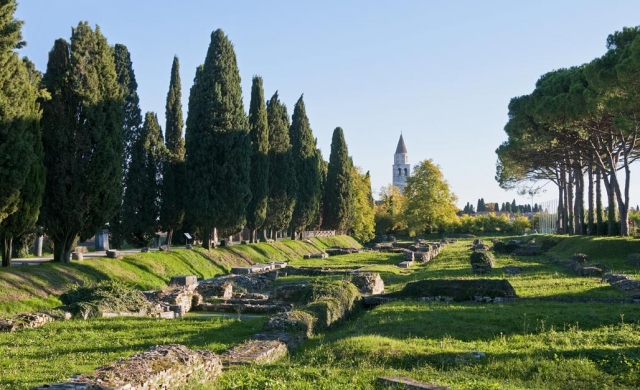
[3,235,640,389]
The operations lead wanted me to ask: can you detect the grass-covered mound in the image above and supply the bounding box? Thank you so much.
[60,281,154,319]
[0,236,361,316]
[396,279,516,301]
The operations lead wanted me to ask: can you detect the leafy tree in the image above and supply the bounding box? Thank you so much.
[511,215,531,234]
[264,92,296,238]
[40,23,124,263]
[121,112,165,247]
[350,167,375,243]
[289,95,322,239]
[0,59,45,267]
[404,159,458,236]
[374,185,406,235]
[323,127,353,232]
[160,56,185,248]
[245,76,269,242]
[109,43,143,248]
[0,0,35,225]
[184,29,250,248]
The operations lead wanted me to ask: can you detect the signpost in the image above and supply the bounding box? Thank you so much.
[184,233,192,247]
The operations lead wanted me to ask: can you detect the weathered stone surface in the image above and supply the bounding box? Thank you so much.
[303,253,328,259]
[74,246,88,254]
[197,280,233,299]
[221,339,287,366]
[271,284,310,302]
[159,245,169,252]
[71,252,83,261]
[140,247,150,253]
[106,249,120,259]
[231,266,252,275]
[351,272,385,295]
[404,250,415,261]
[32,344,222,390]
[398,260,414,268]
[169,275,198,288]
[570,253,589,263]
[378,376,451,389]
[144,287,202,317]
[0,312,54,332]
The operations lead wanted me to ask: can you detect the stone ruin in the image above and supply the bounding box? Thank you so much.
[32,344,222,390]
[351,272,385,295]
[0,312,56,332]
[396,241,443,268]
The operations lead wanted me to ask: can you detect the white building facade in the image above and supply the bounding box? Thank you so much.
[392,134,410,192]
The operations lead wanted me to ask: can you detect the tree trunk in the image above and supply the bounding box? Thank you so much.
[202,226,213,250]
[596,168,604,235]
[557,177,565,234]
[1,236,13,267]
[587,162,594,235]
[53,234,74,263]
[166,229,174,250]
[574,164,584,235]
[566,163,574,235]
[602,173,616,236]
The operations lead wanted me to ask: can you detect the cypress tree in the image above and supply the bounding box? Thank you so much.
[264,92,297,238]
[323,127,354,232]
[110,43,143,248]
[289,95,322,239]
[160,56,185,248]
[40,23,124,263]
[245,76,269,242]
[184,29,250,248]
[0,59,45,267]
[0,0,35,225]
[121,112,165,247]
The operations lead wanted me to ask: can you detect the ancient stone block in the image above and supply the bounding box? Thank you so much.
[221,339,288,366]
[71,252,83,261]
[169,275,198,288]
[378,376,450,389]
[398,260,414,268]
[74,246,88,253]
[351,272,385,295]
[231,267,252,275]
[106,249,119,259]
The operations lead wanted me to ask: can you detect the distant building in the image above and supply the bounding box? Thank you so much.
[392,134,410,192]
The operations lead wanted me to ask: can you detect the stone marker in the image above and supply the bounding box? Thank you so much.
[106,249,119,259]
[398,260,414,268]
[72,252,83,261]
[378,376,450,390]
[169,275,198,288]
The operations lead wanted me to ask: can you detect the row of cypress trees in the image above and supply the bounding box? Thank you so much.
[0,1,372,265]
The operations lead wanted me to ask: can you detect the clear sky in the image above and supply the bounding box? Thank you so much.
[15,1,640,209]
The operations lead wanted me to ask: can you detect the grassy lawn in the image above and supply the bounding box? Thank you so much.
[0,316,264,389]
[3,235,640,389]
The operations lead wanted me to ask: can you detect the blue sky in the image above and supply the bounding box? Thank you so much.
[15,1,640,208]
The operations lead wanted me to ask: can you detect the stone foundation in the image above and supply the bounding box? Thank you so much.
[0,312,54,332]
[32,344,222,390]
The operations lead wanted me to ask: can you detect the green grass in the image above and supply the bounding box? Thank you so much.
[4,235,640,389]
[0,236,362,317]
[209,300,640,389]
[0,316,263,389]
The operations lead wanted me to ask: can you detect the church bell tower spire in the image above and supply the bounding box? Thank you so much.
[392,133,410,192]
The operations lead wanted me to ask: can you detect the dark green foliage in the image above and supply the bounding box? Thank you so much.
[160,56,185,247]
[121,112,165,247]
[397,279,517,301]
[245,76,269,241]
[264,92,297,234]
[540,238,559,252]
[323,127,353,232]
[109,44,143,249]
[60,280,153,318]
[40,23,124,263]
[184,29,250,248]
[289,95,322,238]
[0,59,45,267]
[0,0,35,225]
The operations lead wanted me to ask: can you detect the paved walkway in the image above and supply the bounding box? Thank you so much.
[10,246,185,267]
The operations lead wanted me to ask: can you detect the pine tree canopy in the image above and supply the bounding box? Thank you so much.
[323,127,354,232]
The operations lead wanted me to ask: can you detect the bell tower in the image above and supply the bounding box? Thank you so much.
[392,134,410,192]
